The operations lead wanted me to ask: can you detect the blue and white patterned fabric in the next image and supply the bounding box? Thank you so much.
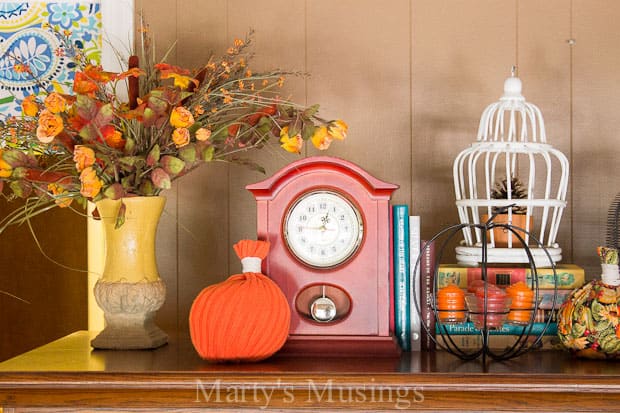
[0,2,101,117]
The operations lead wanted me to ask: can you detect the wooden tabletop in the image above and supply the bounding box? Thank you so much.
[0,331,619,411]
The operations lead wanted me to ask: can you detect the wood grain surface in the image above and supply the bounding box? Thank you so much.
[1,332,620,412]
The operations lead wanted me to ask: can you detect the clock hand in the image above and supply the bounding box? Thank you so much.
[300,225,336,231]
[318,212,331,231]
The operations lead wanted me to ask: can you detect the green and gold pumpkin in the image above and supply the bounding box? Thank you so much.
[557,247,620,359]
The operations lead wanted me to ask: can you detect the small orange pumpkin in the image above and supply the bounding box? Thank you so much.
[189,240,291,362]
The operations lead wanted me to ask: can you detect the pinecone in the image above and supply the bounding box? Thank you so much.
[491,176,528,214]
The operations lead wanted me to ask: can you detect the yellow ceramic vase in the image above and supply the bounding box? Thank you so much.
[91,196,168,350]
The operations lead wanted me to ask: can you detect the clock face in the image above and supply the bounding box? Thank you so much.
[283,190,364,268]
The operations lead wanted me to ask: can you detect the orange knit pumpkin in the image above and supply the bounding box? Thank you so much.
[189,240,291,362]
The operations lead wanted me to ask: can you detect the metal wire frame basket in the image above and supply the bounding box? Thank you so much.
[412,210,558,361]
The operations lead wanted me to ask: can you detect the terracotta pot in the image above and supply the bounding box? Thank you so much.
[90,196,168,350]
[483,213,533,247]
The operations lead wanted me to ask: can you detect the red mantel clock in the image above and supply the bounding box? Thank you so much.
[246,156,399,355]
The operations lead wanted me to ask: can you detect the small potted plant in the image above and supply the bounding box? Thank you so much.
[485,176,533,247]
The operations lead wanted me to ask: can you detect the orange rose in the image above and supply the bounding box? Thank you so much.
[21,95,39,117]
[36,110,64,143]
[47,183,72,208]
[100,125,126,150]
[310,126,332,150]
[83,65,116,82]
[44,92,67,113]
[163,73,199,90]
[170,107,195,128]
[0,150,13,178]
[172,127,190,147]
[195,127,212,142]
[79,166,102,198]
[73,71,98,96]
[279,126,303,154]
[73,145,96,172]
[327,120,348,141]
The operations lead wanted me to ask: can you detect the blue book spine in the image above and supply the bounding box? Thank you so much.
[393,205,411,351]
[437,322,558,336]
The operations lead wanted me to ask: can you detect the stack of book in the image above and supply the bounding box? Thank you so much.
[433,263,585,350]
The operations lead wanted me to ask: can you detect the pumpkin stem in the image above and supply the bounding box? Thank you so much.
[233,239,270,260]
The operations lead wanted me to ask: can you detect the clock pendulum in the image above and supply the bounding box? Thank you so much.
[310,285,337,323]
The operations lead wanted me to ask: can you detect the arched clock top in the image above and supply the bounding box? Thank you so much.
[246,156,398,199]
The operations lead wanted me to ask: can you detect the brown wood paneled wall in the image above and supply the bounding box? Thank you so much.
[0,204,86,361]
[137,0,619,333]
[2,0,619,351]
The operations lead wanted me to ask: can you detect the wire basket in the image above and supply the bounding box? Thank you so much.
[413,212,558,361]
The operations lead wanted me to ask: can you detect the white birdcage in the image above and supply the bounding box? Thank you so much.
[453,71,569,267]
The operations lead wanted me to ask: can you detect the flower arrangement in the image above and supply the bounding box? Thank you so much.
[0,24,347,228]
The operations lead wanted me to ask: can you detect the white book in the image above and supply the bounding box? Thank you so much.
[409,215,421,351]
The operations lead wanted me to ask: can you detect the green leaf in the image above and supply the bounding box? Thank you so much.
[179,145,197,163]
[79,124,97,141]
[75,94,97,120]
[114,201,126,229]
[188,122,201,134]
[180,90,193,101]
[201,146,215,161]
[11,167,27,179]
[142,107,157,125]
[146,144,160,167]
[302,124,317,141]
[146,94,168,114]
[303,104,320,118]
[161,155,185,176]
[103,183,124,200]
[287,126,299,138]
[595,320,611,333]
[124,137,136,153]
[591,300,605,321]
[10,180,32,198]
[121,175,134,189]
[210,128,227,142]
[151,168,171,189]
[119,156,139,167]
[139,179,155,195]
[570,322,586,338]
[97,103,114,124]
[3,150,31,167]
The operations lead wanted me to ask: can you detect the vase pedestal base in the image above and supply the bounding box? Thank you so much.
[91,314,168,350]
[91,279,168,350]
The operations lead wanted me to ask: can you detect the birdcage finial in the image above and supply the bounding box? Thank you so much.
[502,67,523,100]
